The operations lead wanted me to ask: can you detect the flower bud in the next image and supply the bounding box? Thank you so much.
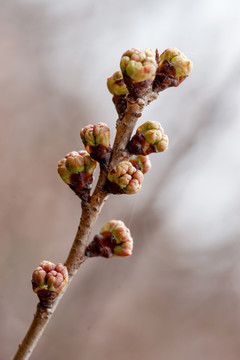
[32,260,68,307]
[58,151,97,201]
[128,121,168,155]
[80,123,112,164]
[153,48,193,92]
[129,155,151,174]
[85,220,133,258]
[107,71,128,96]
[106,161,143,195]
[120,48,157,98]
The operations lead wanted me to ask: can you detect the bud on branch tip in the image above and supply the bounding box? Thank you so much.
[85,220,133,258]
[153,48,193,92]
[120,48,157,98]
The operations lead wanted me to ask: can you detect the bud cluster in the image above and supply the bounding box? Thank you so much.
[32,261,68,307]
[58,150,97,201]
[120,48,157,98]
[128,121,168,155]
[106,161,143,195]
[107,47,192,99]
[153,48,193,92]
[85,220,133,258]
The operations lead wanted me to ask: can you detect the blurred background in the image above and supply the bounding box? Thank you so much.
[1,0,240,359]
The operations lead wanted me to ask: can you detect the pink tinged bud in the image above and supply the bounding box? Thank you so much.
[57,150,97,201]
[107,71,128,96]
[129,155,152,174]
[106,161,143,195]
[80,123,112,164]
[39,260,55,272]
[128,121,168,155]
[32,267,47,289]
[32,261,68,306]
[157,134,169,152]
[153,48,193,92]
[86,220,133,258]
[120,48,157,98]
[120,48,157,82]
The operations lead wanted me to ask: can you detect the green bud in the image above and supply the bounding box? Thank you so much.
[120,48,157,82]
[107,71,128,96]
[80,123,111,164]
[128,121,168,155]
[106,161,143,194]
[58,151,97,201]
[120,48,157,98]
[153,48,193,92]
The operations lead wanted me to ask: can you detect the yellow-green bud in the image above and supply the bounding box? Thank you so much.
[106,161,143,195]
[57,151,97,201]
[80,123,111,164]
[120,48,157,98]
[107,71,128,96]
[153,48,193,92]
[128,121,168,155]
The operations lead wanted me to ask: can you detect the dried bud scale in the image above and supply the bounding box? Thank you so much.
[85,220,133,258]
[32,261,68,307]
[128,121,168,155]
[153,48,193,92]
[106,161,143,195]
[80,123,112,164]
[57,151,97,201]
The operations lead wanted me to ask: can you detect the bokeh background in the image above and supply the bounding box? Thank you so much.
[1,0,240,359]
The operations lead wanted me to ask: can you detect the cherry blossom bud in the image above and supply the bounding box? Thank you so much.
[58,151,97,201]
[85,220,133,258]
[129,155,152,174]
[107,71,128,96]
[32,260,68,307]
[106,161,143,195]
[80,123,112,164]
[153,48,193,92]
[120,48,157,98]
[128,121,168,155]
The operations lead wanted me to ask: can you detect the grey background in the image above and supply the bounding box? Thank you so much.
[1,0,240,359]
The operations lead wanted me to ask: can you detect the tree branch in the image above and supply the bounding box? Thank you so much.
[12,94,149,360]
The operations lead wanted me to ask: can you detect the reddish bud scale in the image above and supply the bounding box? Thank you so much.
[153,61,179,92]
[85,232,117,258]
[128,132,156,155]
[122,74,153,99]
[153,48,193,93]
[69,171,93,202]
[86,144,112,166]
